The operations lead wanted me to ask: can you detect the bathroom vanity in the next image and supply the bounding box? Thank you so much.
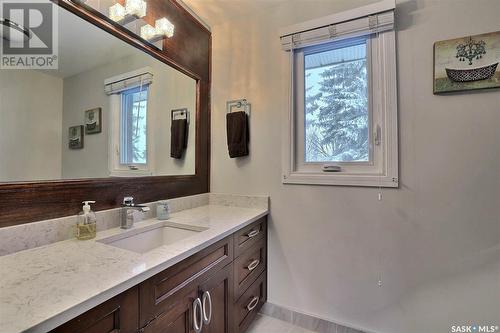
[53,218,267,333]
[0,195,268,333]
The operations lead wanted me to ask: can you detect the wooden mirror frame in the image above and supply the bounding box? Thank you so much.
[0,0,211,228]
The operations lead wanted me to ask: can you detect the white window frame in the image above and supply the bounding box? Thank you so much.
[281,0,398,187]
[107,68,154,177]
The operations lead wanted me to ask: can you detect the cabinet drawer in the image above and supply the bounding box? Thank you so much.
[233,217,266,258]
[234,271,267,333]
[141,287,198,333]
[139,237,233,327]
[50,286,138,333]
[233,237,266,301]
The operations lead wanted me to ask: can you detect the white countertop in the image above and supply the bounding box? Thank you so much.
[0,204,268,333]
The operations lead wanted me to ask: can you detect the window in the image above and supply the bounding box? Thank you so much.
[281,3,398,187]
[120,86,149,166]
[106,68,153,176]
[303,37,369,163]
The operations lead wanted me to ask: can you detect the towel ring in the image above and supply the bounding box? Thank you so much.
[171,108,190,124]
[226,98,251,116]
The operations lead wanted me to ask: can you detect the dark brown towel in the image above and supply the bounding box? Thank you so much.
[170,119,188,159]
[226,111,249,158]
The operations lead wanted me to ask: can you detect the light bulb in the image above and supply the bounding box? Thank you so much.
[140,24,157,40]
[155,17,174,38]
[125,0,147,18]
[109,3,126,22]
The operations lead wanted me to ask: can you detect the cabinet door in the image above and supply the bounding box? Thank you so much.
[142,287,198,333]
[140,237,233,327]
[198,264,234,333]
[50,286,138,333]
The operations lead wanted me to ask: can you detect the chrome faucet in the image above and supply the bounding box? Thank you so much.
[120,197,150,229]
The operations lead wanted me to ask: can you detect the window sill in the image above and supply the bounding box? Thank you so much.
[282,172,398,187]
[110,170,153,177]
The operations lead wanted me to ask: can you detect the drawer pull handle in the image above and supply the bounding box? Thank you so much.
[246,296,260,311]
[202,291,212,325]
[193,297,203,333]
[246,259,260,271]
[247,230,260,238]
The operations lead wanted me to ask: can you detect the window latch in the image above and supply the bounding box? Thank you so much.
[322,164,341,172]
[374,125,382,146]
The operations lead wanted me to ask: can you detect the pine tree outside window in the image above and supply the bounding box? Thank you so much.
[120,86,149,166]
[304,37,369,163]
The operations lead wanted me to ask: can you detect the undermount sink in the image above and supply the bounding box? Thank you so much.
[98,223,206,254]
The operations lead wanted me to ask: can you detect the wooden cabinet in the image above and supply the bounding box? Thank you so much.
[139,239,235,333]
[50,217,267,333]
[233,237,266,300]
[50,286,139,333]
[141,287,198,333]
[234,272,267,333]
[198,264,234,333]
[234,218,266,258]
[232,217,268,333]
[139,237,233,328]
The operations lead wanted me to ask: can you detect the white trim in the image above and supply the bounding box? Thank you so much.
[294,37,378,174]
[282,31,398,188]
[109,170,153,177]
[279,0,395,37]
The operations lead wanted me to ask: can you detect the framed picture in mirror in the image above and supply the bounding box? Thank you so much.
[85,107,102,134]
[69,125,84,149]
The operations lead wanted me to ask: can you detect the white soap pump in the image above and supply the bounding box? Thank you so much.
[76,201,97,240]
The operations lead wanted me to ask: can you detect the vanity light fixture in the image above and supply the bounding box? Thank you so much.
[155,17,174,38]
[109,3,126,23]
[140,24,157,40]
[109,0,147,24]
[140,17,175,42]
[125,0,147,19]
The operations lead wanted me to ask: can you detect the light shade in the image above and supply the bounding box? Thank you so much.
[109,3,126,22]
[125,0,147,18]
[155,18,174,38]
[140,24,157,40]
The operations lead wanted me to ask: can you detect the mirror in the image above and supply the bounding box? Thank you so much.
[0,6,197,183]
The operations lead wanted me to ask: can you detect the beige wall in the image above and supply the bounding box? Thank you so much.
[0,71,63,182]
[207,0,500,332]
[61,52,196,179]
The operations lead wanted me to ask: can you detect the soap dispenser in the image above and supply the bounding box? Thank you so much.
[76,201,97,240]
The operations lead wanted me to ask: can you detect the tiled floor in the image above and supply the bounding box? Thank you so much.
[247,314,317,333]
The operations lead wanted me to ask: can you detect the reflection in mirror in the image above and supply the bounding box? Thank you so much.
[0,6,196,183]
